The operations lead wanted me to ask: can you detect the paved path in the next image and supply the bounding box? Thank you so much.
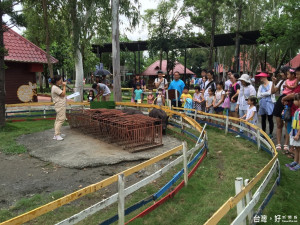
[18,126,182,169]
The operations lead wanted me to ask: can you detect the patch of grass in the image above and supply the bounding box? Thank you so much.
[0,120,54,154]
[1,121,298,225]
[0,191,65,223]
[128,127,271,225]
[257,152,300,224]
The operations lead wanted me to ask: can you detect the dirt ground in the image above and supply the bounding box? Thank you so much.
[0,127,181,209]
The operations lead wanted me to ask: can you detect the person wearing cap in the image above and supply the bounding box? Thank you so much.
[154,70,168,95]
[256,72,276,138]
[235,74,256,136]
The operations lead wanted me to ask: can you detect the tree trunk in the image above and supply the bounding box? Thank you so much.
[234,1,242,73]
[41,0,53,78]
[0,5,6,127]
[242,46,246,73]
[166,50,169,76]
[38,72,43,92]
[208,9,216,70]
[274,48,289,74]
[222,46,226,82]
[159,49,163,70]
[112,0,122,102]
[74,48,84,102]
[69,0,84,102]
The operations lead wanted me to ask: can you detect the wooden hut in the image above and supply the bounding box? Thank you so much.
[285,53,300,68]
[4,28,58,104]
[140,60,195,89]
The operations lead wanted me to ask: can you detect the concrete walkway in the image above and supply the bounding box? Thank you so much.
[17,126,182,169]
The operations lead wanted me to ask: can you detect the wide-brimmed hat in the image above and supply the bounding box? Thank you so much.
[255,72,269,78]
[238,74,251,83]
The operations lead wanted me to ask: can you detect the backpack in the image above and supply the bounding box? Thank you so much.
[205,81,216,92]
[230,83,238,92]
[184,98,193,113]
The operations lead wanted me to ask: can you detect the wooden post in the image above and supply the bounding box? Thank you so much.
[138,44,141,74]
[175,91,178,108]
[43,106,46,119]
[180,114,184,132]
[256,129,261,150]
[182,142,188,186]
[235,177,246,225]
[244,179,253,223]
[184,48,187,85]
[166,90,169,108]
[112,0,122,102]
[225,109,229,135]
[134,51,136,74]
[118,174,125,225]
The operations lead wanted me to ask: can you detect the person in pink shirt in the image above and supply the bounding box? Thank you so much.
[282,68,297,95]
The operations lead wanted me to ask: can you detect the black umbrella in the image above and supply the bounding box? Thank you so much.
[94,69,111,76]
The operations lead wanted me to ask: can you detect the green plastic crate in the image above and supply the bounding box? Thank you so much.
[90,101,116,109]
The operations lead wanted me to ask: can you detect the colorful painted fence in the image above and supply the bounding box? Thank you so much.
[1,102,279,225]
[0,104,206,225]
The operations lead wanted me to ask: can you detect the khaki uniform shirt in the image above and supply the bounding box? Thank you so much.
[51,85,66,108]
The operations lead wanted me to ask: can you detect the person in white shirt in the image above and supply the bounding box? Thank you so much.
[196,69,207,90]
[241,96,258,140]
[154,70,168,95]
[92,82,111,101]
[236,74,257,135]
[256,72,276,138]
[225,70,234,91]
[203,70,216,100]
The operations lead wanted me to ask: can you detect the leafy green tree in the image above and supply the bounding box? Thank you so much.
[144,0,190,77]
[185,0,225,70]
[260,0,300,72]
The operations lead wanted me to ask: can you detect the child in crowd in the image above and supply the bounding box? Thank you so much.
[180,86,192,107]
[241,96,258,140]
[134,84,143,103]
[205,88,214,114]
[87,90,95,102]
[193,86,204,111]
[286,93,300,171]
[154,88,165,106]
[147,89,155,104]
[213,81,225,115]
[282,68,297,95]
